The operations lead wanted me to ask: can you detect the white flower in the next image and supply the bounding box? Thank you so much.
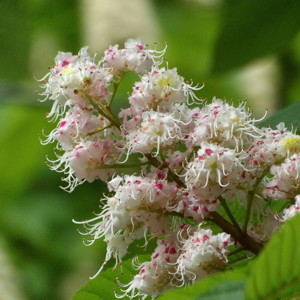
[280,195,300,221]
[117,231,180,299]
[129,68,201,113]
[185,142,244,189]
[277,132,300,157]
[41,106,105,150]
[245,123,300,171]
[126,110,185,154]
[48,139,122,191]
[73,176,178,276]
[176,191,219,222]
[265,154,300,200]
[39,47,112,120]
[102,38,165,75]
[102,44,127,74]
[187,99,263,150]
[117,261,171,300]
[176,228,232,284]
[123,38,157,73]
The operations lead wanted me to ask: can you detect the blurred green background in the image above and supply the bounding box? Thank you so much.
[1,0,300,299]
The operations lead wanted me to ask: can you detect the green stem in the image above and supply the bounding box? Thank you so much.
[78,89,121,128]
[243,157,286,232]
[228,254,249,266]
[86,123,113,136]
[219,196,244,236]
[177,147,199,175]
[243,192,254,233]
[228,247,244,257]
[108,76,123,107]
[97,101,121,128]
[243,168,270,232]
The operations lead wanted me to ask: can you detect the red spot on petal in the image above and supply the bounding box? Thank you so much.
[61,60,69,67]
[154,183,163,190]
[205,149,213,156]
[169,247,177,254]
[59,121,67,127]
[193,206,199,212]
[203,235,210,241]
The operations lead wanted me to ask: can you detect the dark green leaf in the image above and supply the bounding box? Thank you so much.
[213,0,300,73]
[73,255,150,300]
[158,265,249,300]
[245,214,300,300]
[258,101,300,130]
[195,280,245,300]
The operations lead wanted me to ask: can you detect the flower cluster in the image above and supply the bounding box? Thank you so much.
[39,39,300,299]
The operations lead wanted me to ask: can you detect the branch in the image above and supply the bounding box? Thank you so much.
[145,154,186,188]
[208,211,262,255]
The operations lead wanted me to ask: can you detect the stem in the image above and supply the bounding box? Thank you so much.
[228,254,249,266]
[219,196,244,236]
[146,154,186,188]
[98,101,121,124]
[243,157,285,232]
[243,168,269,232]
[208,211,262,255]
[228,247,244,257]
[159,149,168,168]
[243,192,254,233]
[78,89,121,128]
[108,76,123,107]
[177,147,199,175]
[86,123,113,136]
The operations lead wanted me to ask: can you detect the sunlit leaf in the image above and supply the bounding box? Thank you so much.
[195,280,245,300]
[73,255,150,300]
[245,215,300,300]
[158,265,249,299]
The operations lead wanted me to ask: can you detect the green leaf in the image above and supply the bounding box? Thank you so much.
[258,101,300,130]
[195,281,245,300]
[213,0,300,73]
[158,265,249,300]
[101,238,157,271]
[73,255,150,300]
[245,214,300,300]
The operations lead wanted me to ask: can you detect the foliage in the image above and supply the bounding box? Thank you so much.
[212,0,300,73]
[258,101,300,130]
[246,215,300,300]
[74,215,300,300]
